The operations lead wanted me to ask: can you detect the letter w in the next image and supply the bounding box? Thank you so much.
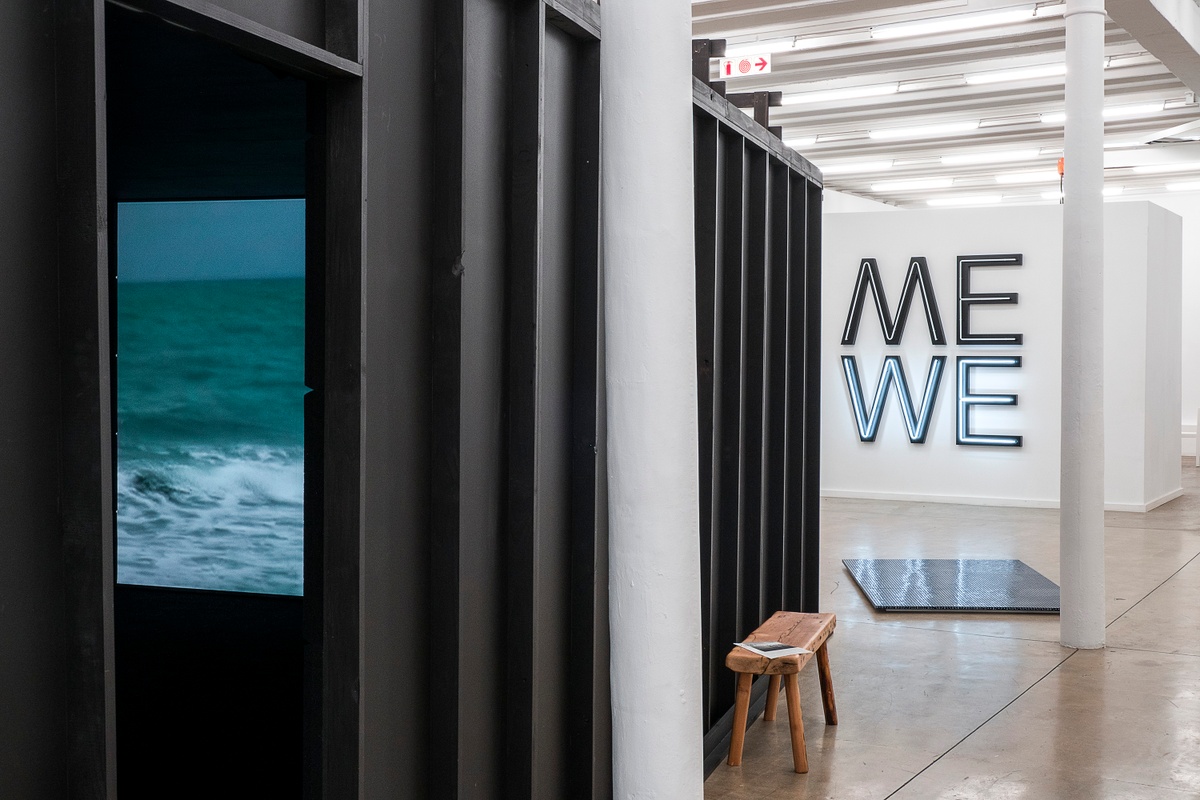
[841,257,947,345]
[841,355,947,443]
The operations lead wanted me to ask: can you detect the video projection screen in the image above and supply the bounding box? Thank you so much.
[116,199,306,596]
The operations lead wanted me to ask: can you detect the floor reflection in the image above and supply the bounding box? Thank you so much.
[705,461,1200,799]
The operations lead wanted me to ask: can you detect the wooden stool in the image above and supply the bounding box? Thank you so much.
[725,611,837,774]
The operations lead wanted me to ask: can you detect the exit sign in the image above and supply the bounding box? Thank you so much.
[718,54,772,78]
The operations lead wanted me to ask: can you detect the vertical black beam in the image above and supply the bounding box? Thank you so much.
[739,146,768,634]
[566,35,601,800]
[505,3,544,797]
[691,38,724,84]
[455,1,510,794]
[801,182,823,613]
[782,176,807,613]
[321,75,364,800]
[533,18,578,797]
[712,130,744,717]
[763,160,789,614]
[302,82,327,800]
[0,4,68,794]
[55,0,118,795]
[692,111,719,729]
[751,92,770,130]
[430,0,465,795]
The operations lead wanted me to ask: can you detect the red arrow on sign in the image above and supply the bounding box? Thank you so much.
[756,58,768,71]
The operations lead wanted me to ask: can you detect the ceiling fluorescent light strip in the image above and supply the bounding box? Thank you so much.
[872,7,1036,40]
[816,130,870,143]
[1042,102,1168,125]
[1163,93,1197,110]
[1105,102,1167,119]
[942,149,1041,166]
[782,83,898,105]
[819,160,895,176]
[1043,187,1125,198]
[897,75,968,92]
[869,120,980,140]
[1104,51,1152,69]
[1132,161,1200,174]
[966,63,1066,85]
[871,178,954,192]
[722,40,797,58]
[793,30,874,51]
[995,170,1061,185]
[978,113,1045,128]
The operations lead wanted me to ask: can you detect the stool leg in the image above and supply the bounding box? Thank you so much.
[727,673,753,766]
[816,642,838,725]
[764,675,781,721]
[784,674,808,773]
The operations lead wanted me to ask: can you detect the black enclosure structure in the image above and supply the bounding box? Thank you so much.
[0,1,822,797]
[692,79,824,772]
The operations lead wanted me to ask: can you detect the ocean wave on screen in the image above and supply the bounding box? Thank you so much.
[117,445,304,595]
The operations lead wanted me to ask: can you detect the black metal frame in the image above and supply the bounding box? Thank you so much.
[692,77,824,773]
[51,1,371,797]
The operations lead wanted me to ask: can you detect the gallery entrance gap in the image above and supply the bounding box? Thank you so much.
[106,8,313,795]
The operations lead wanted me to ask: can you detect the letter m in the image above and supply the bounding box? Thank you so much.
[841,257,947,345]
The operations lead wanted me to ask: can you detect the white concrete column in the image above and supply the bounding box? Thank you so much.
[601,0,705,796]
[1060,0,1107,649]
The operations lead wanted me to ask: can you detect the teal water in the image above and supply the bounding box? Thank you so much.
[116,277,305,595]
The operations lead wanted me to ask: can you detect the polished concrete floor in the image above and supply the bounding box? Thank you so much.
[705,462,1200,799]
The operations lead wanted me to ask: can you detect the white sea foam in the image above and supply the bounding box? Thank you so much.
[117,445,304,595]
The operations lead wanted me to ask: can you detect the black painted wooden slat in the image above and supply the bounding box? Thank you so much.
[740,145,769,635]
[302,81,327,800]
[802,183,824,613]
[782,175,808,614]
[692,111,720,729]
[320,76,364,800]
[55,0,117,794]
[763,161,790,614]
[536,19,577,796]
[505,3,544,796]
[430,1,466,794]
[712,129,745,719]
[566,36,602,800]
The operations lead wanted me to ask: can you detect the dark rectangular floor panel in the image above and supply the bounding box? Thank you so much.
[843,559,1060,613]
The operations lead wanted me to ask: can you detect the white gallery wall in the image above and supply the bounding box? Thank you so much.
[823,188,902,214]
[1111,191,1200,456]
[822,202,1182,510]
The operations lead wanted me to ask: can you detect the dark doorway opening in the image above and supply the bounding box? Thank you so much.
[106,9,312,796]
